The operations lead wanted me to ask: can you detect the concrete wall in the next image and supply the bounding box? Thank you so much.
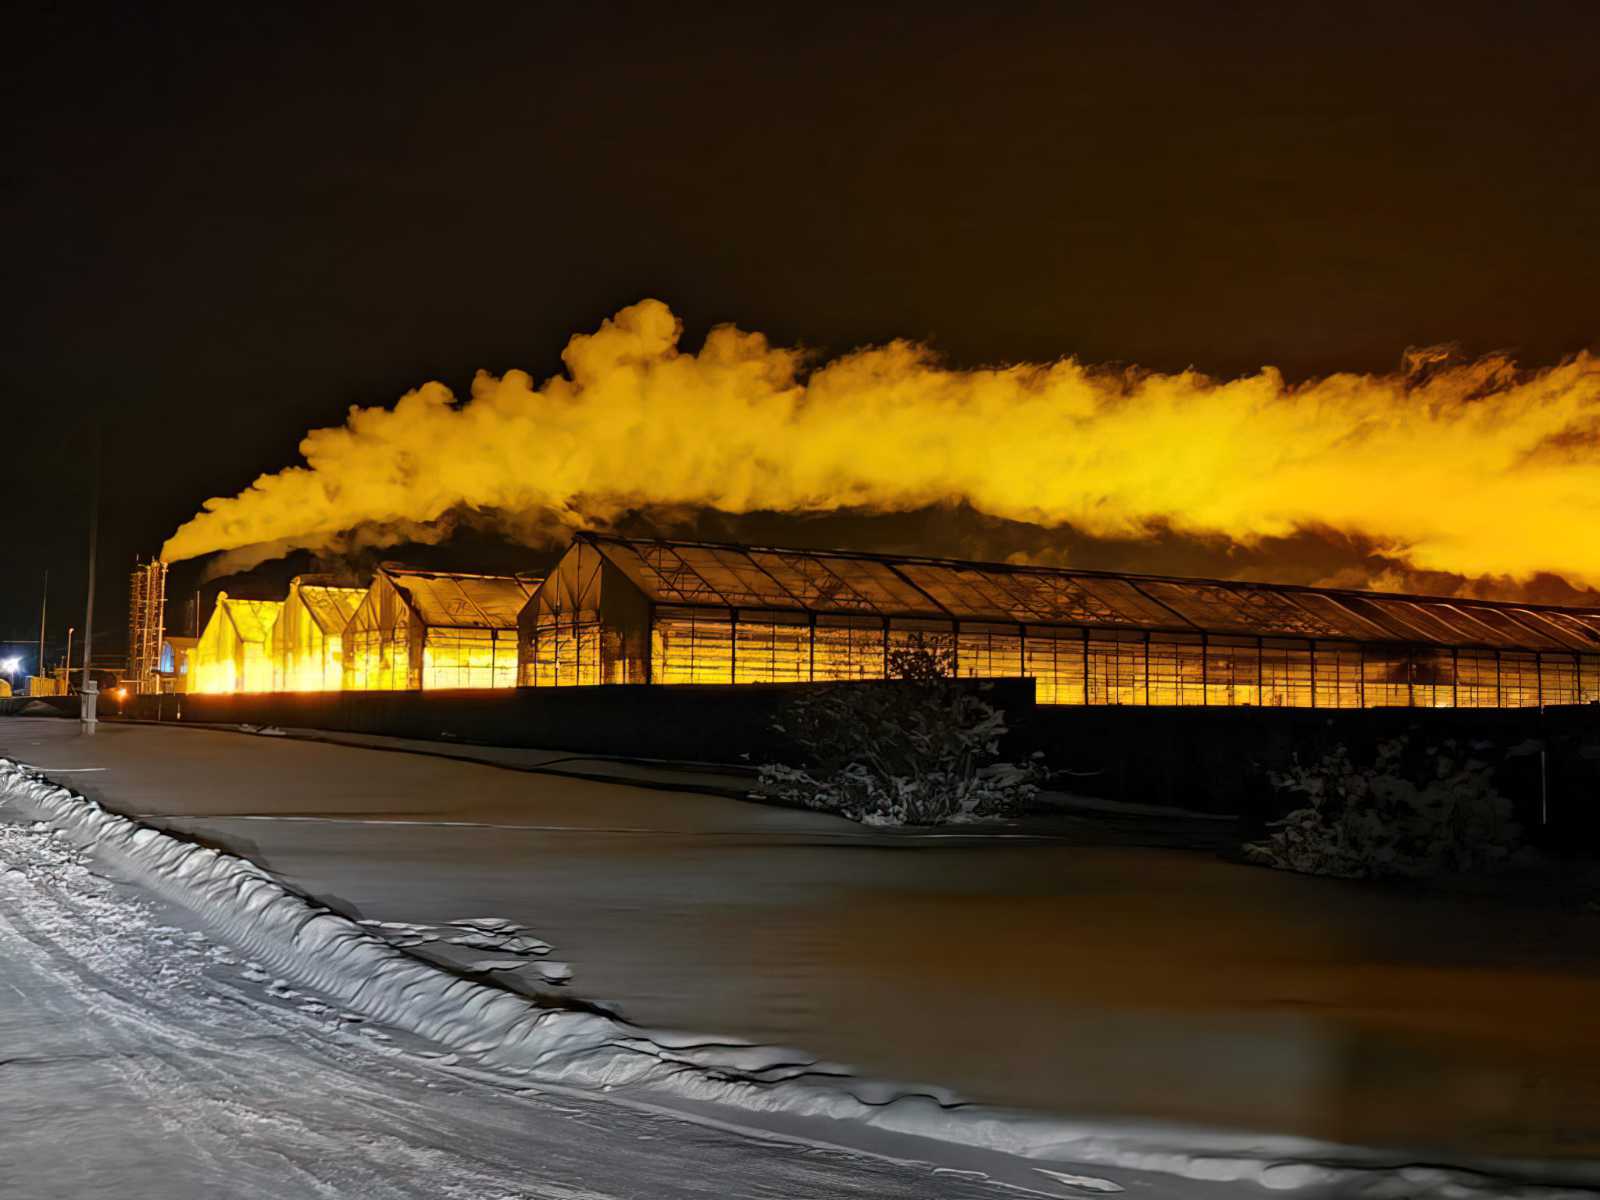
[126,679,1036,763]
[112,684,1600,844]
[1010,702,1600,839]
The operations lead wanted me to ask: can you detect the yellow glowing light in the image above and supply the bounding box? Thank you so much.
[271,577,365,692]
[188,594,283,694]
[343,568,534,692]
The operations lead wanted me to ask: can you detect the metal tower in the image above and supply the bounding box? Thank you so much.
[128,559,168,693]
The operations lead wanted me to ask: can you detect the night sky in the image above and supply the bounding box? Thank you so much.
[5,1,1597,669]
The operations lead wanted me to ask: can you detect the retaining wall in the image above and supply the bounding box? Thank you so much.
[106,684,1600,844]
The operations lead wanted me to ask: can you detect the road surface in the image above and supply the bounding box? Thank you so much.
[5,716,1600,1174]
[2,795,1140,1200]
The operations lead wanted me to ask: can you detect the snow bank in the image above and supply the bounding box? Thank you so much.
[0,759,1582,1197]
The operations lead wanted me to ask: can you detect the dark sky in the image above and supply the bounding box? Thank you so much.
[4,1,1597,668]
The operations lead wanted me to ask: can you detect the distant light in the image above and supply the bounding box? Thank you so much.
[116,687,128,699]
[0,657,19,676]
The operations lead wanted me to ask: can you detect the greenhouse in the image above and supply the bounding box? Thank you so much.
[344,566,539,691]
[518,533,1600,708]
[188,594,283,695]
[270,576,366,692]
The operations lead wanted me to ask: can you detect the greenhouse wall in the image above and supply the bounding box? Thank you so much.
[188,594,283,695]
[344,573,419,691]
[632,614,1600,708]
[519,542,650,687]
[346,567,536,692]
[421,628,519,690]
[271,579,365,692]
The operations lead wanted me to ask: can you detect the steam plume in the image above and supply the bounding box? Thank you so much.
[163,300,1600,588]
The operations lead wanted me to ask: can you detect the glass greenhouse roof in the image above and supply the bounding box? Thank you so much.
[296,583,367,635]
[575,533,1600,653]
[384,568,539,630]
[218,596,282,644]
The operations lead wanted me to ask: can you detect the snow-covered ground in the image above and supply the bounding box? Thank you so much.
[3,719,1599,1198]
[0,772,1136,1200]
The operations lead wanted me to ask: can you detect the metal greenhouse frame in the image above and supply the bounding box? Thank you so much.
[270,576,366,692]
[189,593,283,695]
[344,566,539,692]
[518,532,1600,708]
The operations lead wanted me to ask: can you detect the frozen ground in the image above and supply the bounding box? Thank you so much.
[0,791,1123,1200]
[4,718,1600,1197]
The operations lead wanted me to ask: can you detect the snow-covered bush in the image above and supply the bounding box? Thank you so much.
[1245,737,1523,880]
[756,637,1046,826]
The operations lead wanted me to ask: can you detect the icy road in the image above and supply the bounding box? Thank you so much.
[0,800,1113,1200]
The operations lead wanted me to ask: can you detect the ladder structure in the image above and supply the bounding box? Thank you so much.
[128,559,168,694]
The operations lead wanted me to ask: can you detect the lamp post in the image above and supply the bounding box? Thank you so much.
[80,429,100,732]
[65,626,75,693]
[37,569,47,695]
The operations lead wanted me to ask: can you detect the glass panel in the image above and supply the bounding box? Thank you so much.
[423,628,516,690]
[813,616,886,681]
[386,572,530,628]
[1204,637,1260,706]
[1499,652,1540,706]
[1137,581,1347,638]
[733,613,811,684]
[1565,613,1600,643]
[1528,610,1600,651]
[1148,635,1204,706]
[1539,653,1579,706]
[1088,634,1147,705]
[343,611,410,691]
[1581,655,1600,704]
[887,619,957,670]
[892,564,1017,621]
[827,560,943,614]
[1402,602,1525,647]
[1333,595,1436,643]
[190,597,282,694]
[344,628,378,691]
[677,547,804,610]
[652,609,735,683]
[1444,604,1565,650]
[1362,646,1411,707]
[606,543,732,605]
[1023,627,1085,705]
[1409,649,1456,708]
[525,621,601,687]
[1060,577,1189,628]
[1455,650,1499,707]
[955,623,1023,679]
[744,550,886,614]
[1260,639,1313,707]
[1381,601,1490,646]
[301,584,364,635]
[453,577,535,627]
[1283,593,1390,640]
[1313,644,1363,708]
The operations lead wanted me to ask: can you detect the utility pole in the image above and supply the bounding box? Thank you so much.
[65,627,75,690]
[80,429,100,732]
[37,569,47,695]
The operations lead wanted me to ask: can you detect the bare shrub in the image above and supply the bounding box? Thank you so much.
[1246,737,1523,880]
[756,636,1045,826]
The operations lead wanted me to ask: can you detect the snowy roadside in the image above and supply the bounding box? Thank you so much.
[0,778,1047,1200]
[2,757,1593,1200]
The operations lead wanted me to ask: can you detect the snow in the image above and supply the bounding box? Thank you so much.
[0,804,1048,1200]
[2,754,1590,1199]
